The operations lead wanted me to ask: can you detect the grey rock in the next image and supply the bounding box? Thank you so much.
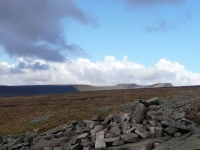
[39,128,60,137]
[164,126,178,135]
[147,119,156,127]
[121,133,139,143]
[77,122,86,128]
[121,121,130,134]
[174,112,185,120]
[23,132,34,143]
[91,125,103,135]
[147,126,155,138]
[161,120,192,131]
[154,133,200,150]
[70,143,80,150]
[147,97,159,105]
[83,146,93,150]
[64,131,78,137]
[139,100,150,107]
[108,137,163,150]
[34,128,40,133]
[126,127,136,134]
[7,136,24,147]
[135,126,150,139]
[43,147,53,150]
[91,115,103,121]
[31,136,69,149]
[110,125,121,135]
[12,143,24,149]
[155,127,163,137]
[122,101,139,112]
[83,120,95,129]
[67,120,78,125]
[112,140,124,146]
[81,138,94,147]
[104,137,120,143]
[174,132,181,137]
[77,133,89,140]
[95,131,106,149]
[55,132,64,138]
[132,103,146,124]
[59,143,71,150]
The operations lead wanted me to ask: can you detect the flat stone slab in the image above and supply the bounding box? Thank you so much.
[104,137,120,143]
[77,133,89,139]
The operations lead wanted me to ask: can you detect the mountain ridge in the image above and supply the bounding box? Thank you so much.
[0,83,173,97]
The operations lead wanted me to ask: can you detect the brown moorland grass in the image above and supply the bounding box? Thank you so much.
[1,86,200,136]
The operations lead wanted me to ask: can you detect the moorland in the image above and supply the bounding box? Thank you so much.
[1,85,200,137]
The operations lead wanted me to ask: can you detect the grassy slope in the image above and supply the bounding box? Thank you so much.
[0,86,200,136]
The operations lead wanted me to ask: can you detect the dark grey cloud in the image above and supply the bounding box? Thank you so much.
[113,0,184,7]
[17,61,49,70]
[0,0,96,62]
[9,60,49,74]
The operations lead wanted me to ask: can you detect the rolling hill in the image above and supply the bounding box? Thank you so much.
[0,83,173,97]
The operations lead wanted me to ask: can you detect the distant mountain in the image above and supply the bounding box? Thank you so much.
[0,83,173,97]
[74,83,173,92]
[0,85,79,97]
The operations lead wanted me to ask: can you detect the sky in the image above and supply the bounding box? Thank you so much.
[0,0,200,86]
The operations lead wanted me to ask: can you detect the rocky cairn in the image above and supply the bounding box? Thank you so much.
[1,97,200,150]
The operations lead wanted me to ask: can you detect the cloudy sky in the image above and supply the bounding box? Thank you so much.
[0,0,200,86]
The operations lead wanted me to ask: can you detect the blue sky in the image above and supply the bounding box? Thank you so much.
[0,0,200,86]
[67,0,199,70]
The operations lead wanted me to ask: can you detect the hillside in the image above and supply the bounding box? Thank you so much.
[0,83,173,97]
[0,85,200,137]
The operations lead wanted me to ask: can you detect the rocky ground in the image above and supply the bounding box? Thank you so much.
[1,86,200,149]
[1,97,200,149]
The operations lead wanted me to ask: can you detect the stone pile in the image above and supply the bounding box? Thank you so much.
[1,97,200,150]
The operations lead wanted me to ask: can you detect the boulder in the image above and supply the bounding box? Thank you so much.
[132,103,146,123]
[95,131,106,149]
[121,101,139,112]
[110,125,121,135]
[135,126,150,139]
[147,97,159,105]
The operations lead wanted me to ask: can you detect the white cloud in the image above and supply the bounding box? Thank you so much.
[0,56,200,86]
